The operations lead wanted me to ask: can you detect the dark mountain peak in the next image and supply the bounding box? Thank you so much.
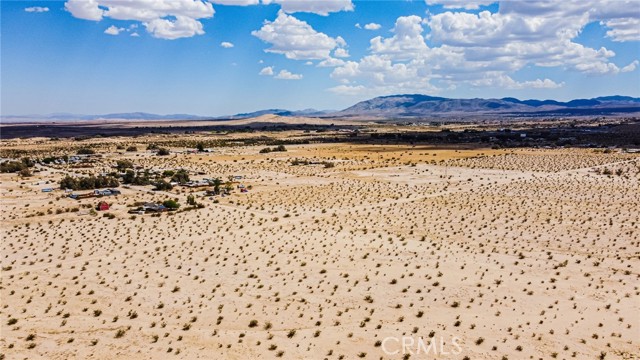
[336,93,640,117]
[593,95,640,103]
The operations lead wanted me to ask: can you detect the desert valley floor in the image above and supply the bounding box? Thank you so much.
[1,134,639,359]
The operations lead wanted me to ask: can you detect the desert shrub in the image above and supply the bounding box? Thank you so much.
[163,200,180,209]
[170,169,190,184]
[116,160,134,172]
[60,175,119,190]
[77,148,95,155]
[154,180,173,191]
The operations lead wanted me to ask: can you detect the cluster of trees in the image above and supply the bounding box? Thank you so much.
[599,167,624,176]
[76,148,95,155]
[60,175,120,190]
[259,145,287,153]
[0,158,34,175]
[41,156,68,164]
[289,159,335,168]
[290,158,310,166]
[154,180,173,191]
[123,170,152,185]
[116,166,190,190]
[146,144,170,155]
[163,199,180,209]
[170,169,190,184]
[116,160,134,172]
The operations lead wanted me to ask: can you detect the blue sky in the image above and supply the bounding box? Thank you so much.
[2,0,639,116]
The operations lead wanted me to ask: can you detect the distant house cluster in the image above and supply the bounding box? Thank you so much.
[69,188,121,200]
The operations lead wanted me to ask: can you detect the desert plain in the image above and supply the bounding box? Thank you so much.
[1,121,639,360]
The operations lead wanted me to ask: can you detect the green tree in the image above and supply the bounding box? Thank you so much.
[163,199,180,209]
[19,168,32,177]
[122,170,136,184]
[171,169,190,184]
[212,178,222,194]
[196,143,205,152]
[187,194,196,206]
[116,160,134,172]
[60,176,78,190]
[154,180,173,191]
[77,148,95,155]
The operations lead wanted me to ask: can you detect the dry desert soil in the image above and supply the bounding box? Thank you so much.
[1,133,639,360]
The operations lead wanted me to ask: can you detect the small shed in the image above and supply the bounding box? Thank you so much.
[96,201,110,211]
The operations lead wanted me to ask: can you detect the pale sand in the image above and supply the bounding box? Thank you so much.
[1,139,638,360]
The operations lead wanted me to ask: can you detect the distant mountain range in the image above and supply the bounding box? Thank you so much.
[0,109,332,122]
[334,94,640,118]
[1,112,213,122]
[2,95,639,122]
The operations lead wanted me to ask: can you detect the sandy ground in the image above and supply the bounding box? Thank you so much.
[1,139,639,360]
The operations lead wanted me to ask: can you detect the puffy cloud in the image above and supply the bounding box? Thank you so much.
[425,1,495,10]
[370,16,428,60]
[363,23,381,30]
[259,66,274,75]
[498,0,640,42]
[317,58,346,67]
[328,84,367,95]
[329,2,636,95]
[64,0,214,39]
[220,41,235,48]
[621,60,639,73]
[426,7,628,75]
[104,25,125,35]
[65,0,104,21]
[210,0,259,5]
[25,6,49,13]
[146,16,205,39]
[252,11,347,60]
[262,0,353,16]
[602,18,640,42]
[334,48,350,58]
[469,74,564,89]
[275,69,303,80]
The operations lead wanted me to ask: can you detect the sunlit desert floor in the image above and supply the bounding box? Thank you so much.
[1,139,639,359]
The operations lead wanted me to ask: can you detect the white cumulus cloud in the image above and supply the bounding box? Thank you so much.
[621,60,639,73]
[146,16,205,40]
[252,11,347,60]
[363,23,381,30]
[370,15,428,60]
[330,1,639,96]
[259,66,274,75]
[602,18,640,42]
[64,0,214,39]
[221,41,235,48]
[275,69,303,80]
[262,0,353,16]
[425,1,495,10]
[318,57,346,67]
[104,25,125,35]
[211,0,259,5]
[25,6,49,13]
